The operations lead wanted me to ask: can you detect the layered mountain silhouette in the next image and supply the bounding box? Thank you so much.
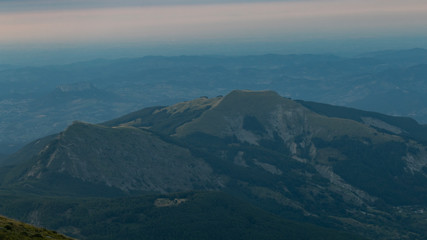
[2,49,427,155]
[1,90,427,239]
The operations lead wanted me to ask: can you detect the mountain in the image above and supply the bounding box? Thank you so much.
[1,49,427,155]
[0,215,72,240]
[2,121,218,196]
[1,90,427,239]
[358,48,427,66]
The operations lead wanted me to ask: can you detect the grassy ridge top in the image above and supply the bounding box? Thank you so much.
[0,215,72,240]
[173,90,399,143]
[174,90,299,137]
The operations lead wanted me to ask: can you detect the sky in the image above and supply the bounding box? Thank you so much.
[1,0,427,65]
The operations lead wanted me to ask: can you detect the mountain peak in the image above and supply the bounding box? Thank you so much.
[226,89,280,96]
[159,95,221,116]
[221,90,286,105]
[174,90,304,138]
[219,90,298,111]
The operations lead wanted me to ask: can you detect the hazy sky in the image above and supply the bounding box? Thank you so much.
[1,0,427,64]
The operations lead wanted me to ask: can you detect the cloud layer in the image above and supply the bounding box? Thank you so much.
[1,0,427,47]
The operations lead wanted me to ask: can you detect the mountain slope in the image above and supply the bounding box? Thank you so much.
[298,100,427,143]
[3,121,219,195]
[0,215,72,240]
[0,191,367,240]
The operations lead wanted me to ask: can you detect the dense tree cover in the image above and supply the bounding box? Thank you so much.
[0,191,367,240]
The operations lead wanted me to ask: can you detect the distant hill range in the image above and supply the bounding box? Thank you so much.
[1,90,426,239]
[1,48,427,155]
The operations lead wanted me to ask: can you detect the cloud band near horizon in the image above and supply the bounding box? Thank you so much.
[1,0,427,47]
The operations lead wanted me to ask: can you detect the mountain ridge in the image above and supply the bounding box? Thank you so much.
[2,49,427,155]
[1,90,427,239]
